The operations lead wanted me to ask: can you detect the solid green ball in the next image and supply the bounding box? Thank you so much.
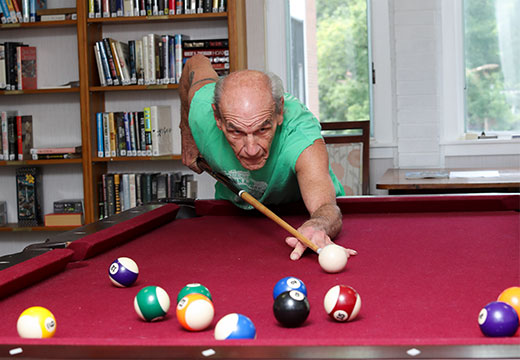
[177,283,212,303]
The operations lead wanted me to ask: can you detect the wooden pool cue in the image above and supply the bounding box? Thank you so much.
[196,157,320,253]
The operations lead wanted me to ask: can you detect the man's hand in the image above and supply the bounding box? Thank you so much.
[284,220,357,261]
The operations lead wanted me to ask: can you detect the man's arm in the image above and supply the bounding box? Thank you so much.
[285,138,355,260]
[179,54,219,173]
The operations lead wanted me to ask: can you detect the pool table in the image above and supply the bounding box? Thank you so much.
[0,194,519,359]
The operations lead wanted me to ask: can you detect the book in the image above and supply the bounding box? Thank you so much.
[150,105,173,156]
[0,44,6,89]
[17,46,37,90]
[31,153,81,160]
[143,107,152,155]
[36,6,75,15]
[174,34,189,83]
[44,213,83,227]
[7,115,17,160]
[17,115,32,160]
[96,41,113,85]
[96,112,104,157]
[16,166,42,226]
[1,111,17,159]
[0,200,6,225]
[53,199,83,213]
[30,145,82,154]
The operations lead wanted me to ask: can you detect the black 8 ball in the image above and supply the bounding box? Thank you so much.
[273,290,310,327]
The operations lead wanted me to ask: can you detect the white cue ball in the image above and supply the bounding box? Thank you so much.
[318,244,348,273]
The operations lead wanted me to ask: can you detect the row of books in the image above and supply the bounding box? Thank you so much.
[0,42,37,90]
[98,171,197,219]
[0,0,45,24]
[0,111,32,161]
[93,36,229,87]
[88,0,226,19]
[94,34,186,87]
[96,106,174,158]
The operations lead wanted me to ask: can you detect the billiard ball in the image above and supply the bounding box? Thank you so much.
[498,286,520,318]
[323,285,361,322]
[273,276,307,300]
[108,257,139,287]
[134,286,170,322]
[17,306,56,338]
[478,301,519,337]
[176,293,214,331]
[273,290,310,327]
[318,244,348,273]
[177,283,212,303]
[214,313,256,340]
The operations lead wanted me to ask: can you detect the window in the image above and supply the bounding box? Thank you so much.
[464,0,520,134]
[287,0,371,124]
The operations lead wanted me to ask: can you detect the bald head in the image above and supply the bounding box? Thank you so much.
[213,70,284,118]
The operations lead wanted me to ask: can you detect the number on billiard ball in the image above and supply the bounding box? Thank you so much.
[273,290,310,327]
[323,285,361,322]
[17,306,56,338]
[134,286,170,322]
[273,276,308,300]
[176,293,214,331]
[108,257,139,287]
[177,283,212,303]
[478,301,519,337]
[214,313,256,340]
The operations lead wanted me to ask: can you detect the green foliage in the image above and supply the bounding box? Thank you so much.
[316,0,369,122]
[464,0,520,132]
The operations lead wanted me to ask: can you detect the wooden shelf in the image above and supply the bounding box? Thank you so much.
[93,155,181,162]
[0,224,81,232]
[0,159,82,166]
[0,88,80,95]
[87,12,227,24]
[0,20,77,29]
[89,84,179,92]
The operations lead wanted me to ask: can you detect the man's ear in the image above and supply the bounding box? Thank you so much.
[212,104,223,130]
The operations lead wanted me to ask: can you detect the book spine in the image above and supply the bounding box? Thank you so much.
[103,112,111,157]
[5,0,18,22]
[108,39,123,84]
[150,105,159,156]
[106,174,115,216]
[16,115,22,160]
[114,173,121,213]
[29,0,35,21]
[30,146,81,154]
[7,116,17,160]
[96,112,104,157]
[93,43,107,86]
[122,112,131,156]
[161,35,170,84]
[136,39,144,85]
[132,111,141,155]
[1,112,8,159]
[108,112,117,157]
[96,41,113,85]
[89,0,95,17]
[115,112,126,156]
[0,45,5,89]
[21,0,28,22]
[168,0,174,14]
[128,40,137,84]
[129,112,137,156]
[143,107,152,155]
[138,111,145,155]
[20,115,32,160]
[102,0,109,17]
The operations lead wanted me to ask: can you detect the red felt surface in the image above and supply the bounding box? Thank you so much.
[0,249,74,299]
[0,199,518,348]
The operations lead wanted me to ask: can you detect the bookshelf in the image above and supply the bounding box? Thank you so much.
[0,0,247,235]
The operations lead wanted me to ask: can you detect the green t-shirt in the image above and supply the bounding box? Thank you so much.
[189,82,345,209]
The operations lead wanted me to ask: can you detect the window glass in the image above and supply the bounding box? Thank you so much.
[288,0,370,124]
[464,0,520,133]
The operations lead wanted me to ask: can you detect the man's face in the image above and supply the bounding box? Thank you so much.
[214,72,283,171]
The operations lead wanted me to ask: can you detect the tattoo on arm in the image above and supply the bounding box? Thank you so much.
[188,71,195,86]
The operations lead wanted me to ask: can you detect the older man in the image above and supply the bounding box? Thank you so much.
[179,55,355,261]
